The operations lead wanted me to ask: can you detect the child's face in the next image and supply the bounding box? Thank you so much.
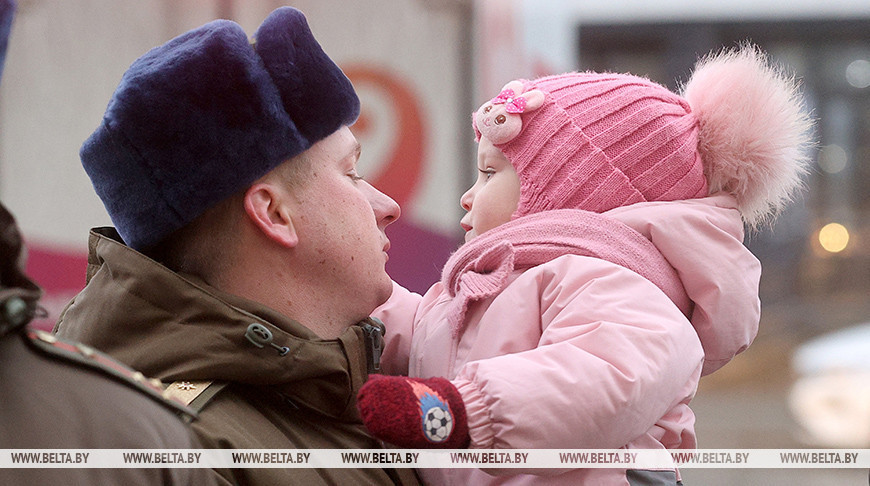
[459,137,521,242]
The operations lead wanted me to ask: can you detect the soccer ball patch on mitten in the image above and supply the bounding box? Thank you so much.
[411,381,454,443]
[357,375,470,448]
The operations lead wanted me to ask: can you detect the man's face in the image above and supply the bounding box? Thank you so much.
[285,127,400,329]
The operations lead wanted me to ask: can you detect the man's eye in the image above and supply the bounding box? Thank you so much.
[348,170,365,181]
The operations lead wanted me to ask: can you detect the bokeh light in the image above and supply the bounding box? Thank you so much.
[818,144,848,174]
[818,222,850,253]
[846,59,870,89]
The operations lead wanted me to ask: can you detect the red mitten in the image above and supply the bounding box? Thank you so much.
[357,375,470,448]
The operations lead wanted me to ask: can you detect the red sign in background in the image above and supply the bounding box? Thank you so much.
[24,243,87,331]
[345,65,460,297]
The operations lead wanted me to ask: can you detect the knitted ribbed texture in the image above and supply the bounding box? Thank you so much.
[484,73,709,217]
[441,209,691,335]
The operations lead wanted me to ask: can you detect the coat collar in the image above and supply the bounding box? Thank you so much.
[57,227,380,421]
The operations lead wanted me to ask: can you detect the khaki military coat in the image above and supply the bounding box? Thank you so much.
[0,326,220,485]
[55,227,419,486]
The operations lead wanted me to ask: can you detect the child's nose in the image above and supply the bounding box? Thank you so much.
[459,188,473,211]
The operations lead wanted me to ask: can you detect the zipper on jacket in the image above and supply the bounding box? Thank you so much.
[361,317,386,373]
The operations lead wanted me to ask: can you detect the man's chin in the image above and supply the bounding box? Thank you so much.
[374,278,394,307]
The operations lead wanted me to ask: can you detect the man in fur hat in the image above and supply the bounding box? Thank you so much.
[1,3,217,484]
[54,6,416,485]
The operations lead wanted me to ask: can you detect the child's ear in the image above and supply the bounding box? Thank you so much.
[243,183,299,248]
[522,89,545,110]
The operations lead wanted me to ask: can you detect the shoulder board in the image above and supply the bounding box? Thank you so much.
[163,380,229,413]
[23,329,198,423]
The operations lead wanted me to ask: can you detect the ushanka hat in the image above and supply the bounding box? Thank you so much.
[81,7,359,251]
[473,45,812,229]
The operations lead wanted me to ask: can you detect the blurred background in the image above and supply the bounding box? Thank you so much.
[0,0,868,483]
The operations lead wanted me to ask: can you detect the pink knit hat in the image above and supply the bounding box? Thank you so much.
[474,73,707,217]
[473,45,813,227]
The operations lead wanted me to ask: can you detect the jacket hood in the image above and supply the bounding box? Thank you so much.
[55,227,374,420]
[605,193,761,375]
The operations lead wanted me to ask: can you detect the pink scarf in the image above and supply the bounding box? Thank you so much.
[441,209,691,336]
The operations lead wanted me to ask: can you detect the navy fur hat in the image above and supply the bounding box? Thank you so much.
[81,7,360,250]
[0,0,14,83]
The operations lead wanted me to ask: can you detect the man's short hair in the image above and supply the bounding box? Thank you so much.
[145,151,313,281]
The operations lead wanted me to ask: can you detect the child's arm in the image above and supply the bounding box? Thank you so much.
[359,256,704,452]
[454,255,704,450]
[371,280,424,376]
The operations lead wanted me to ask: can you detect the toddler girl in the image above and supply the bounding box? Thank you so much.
[358,45,812,486]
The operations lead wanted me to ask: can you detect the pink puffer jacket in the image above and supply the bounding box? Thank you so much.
[375,194,761,485]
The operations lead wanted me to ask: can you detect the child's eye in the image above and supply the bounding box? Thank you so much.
[478,168,495,180]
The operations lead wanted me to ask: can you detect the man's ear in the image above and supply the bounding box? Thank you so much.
[243,183,299,248]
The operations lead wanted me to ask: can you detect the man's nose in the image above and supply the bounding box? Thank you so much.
[370,184,400,227]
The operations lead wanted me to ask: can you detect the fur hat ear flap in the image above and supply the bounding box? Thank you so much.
[252,7,359,144]
[683,44,814,229]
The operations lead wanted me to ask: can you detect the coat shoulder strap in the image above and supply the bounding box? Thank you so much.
[163,380,229,413]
